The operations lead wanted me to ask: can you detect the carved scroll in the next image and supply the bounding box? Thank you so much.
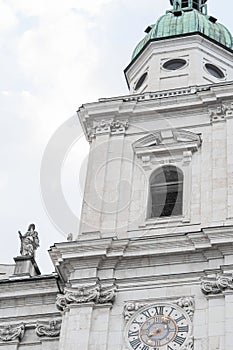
[201,274,233,295]
[56,282,117,311]
[0,323,24,342]
[36,319,61,338]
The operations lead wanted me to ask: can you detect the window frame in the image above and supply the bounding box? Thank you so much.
[149,166,184,219]
[133,129,202,227]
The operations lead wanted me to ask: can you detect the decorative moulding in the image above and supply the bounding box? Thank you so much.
[0,323,25,342]
[133,129,201,166]
[87,119,129,141]
[209,102,233,123]
[36,319,61,338]
[201,273,233,295]
[56,282,117,311]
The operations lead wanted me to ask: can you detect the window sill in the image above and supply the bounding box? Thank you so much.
[139,215,189,228]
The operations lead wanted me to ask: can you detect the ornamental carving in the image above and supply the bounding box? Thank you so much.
[176,297,195,321]
[201,274,233,295]
[87,119,129,140]
[99,284,117,304]
[0,323,25,342]
[56,282,117,311]
[36,319,61,338]
[183,336,194,350]
[209,103,233,123]
[123,302,146,322]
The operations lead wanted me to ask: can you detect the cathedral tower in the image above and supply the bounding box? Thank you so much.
[1,1,233,350]
[49,2,233,350]
[50,1,233,349]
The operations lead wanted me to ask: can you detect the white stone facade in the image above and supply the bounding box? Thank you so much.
[1,27,233,350]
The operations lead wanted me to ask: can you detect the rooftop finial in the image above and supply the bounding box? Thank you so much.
[170,0,207,14]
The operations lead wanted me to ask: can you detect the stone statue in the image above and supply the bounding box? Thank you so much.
[18,224,40,257]
[67,233,73,242]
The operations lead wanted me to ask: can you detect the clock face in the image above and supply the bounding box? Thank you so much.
[126,303,191,350]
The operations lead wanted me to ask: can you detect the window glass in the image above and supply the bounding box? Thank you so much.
[205,63,225,79]
[150,166,183,218]
[163,59,186,71]
[135,72,148,91]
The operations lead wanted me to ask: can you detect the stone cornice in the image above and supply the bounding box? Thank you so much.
[50,226,233,284]
[78,82,233,141]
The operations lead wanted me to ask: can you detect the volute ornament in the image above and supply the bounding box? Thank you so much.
[0,323,25,342]
[201,273,233,295]
[56,282,117,311]
[176,297,195,321]
[36,320,61,338]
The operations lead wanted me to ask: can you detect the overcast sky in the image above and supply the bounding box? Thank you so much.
[0,0,232,274]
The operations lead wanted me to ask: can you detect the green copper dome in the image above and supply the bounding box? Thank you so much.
[132,7,233,60]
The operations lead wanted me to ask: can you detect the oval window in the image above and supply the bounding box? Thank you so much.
[205,63,225,79]
[135,72,148,91]
[163,59,187,71]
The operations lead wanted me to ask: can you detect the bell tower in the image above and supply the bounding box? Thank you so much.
[50,2,233,350]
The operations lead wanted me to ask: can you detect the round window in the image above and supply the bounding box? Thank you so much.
[205,63,225,79]
[163,59,187,71]
[135,72,148,91]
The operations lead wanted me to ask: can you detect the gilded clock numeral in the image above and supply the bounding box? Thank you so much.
[173,335,186,346]
[178,325,189,333]
[130,338,142,350]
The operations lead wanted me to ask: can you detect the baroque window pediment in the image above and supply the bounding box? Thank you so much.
[133,129,201,158]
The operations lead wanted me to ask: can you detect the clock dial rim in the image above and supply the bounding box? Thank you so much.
[125,302,192,350]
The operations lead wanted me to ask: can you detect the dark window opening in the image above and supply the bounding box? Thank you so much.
[163,59,186,71]
[149,166,183,218]
[205,63,225,79]
[182,0,189,7]
[135,72,148,91]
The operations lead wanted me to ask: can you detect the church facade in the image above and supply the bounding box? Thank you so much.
[1,1,233,349]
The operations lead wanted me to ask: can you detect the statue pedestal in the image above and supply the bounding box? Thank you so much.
[12,255,41,277]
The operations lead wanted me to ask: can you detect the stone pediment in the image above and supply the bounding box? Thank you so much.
[133,129,201,156]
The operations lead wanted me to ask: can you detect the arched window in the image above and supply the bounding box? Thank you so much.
[149,166,183,218]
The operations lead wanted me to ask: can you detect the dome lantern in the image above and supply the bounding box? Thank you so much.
[170,0,207,14]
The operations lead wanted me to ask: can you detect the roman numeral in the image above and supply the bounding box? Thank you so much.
[130,338,141,350]
[141,309,152,318]
[155,306,164,315]
[175,315,186,323]
[141,346,149,350]
[173,335,186,346]
[167,346,174,350]
[167,307,175,317]
[128,330,139,338]
[178,325,189,333]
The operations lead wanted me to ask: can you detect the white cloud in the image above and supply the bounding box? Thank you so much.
[0,0,17,32]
